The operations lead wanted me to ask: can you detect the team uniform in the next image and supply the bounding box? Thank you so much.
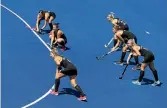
[54,29,67,45]
[52,29,68,50]
[139,46,155,63]
[59,57,77,76]
[116,31,140,70]
[113,18,129,49]
[114,18,129,31]
[38,10,56,32]
[51,56,86,101]
[132,46,161,86]
[121,31,137,44]
[39,10,56,20]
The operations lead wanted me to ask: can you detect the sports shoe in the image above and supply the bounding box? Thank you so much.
[132,64,141,70]
[115,61,124,66]
[50,91,59,95]
[152,80,161,86]
[60,46,66,51]
[78,96,87,101]
[132,80,141,85]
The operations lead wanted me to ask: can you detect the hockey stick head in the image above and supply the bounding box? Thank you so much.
[104,44,108,48]
[119,64,129,79]
[119,76,123,79]
[96,56,102,60]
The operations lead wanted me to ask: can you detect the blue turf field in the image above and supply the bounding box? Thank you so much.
[1,0,167,108]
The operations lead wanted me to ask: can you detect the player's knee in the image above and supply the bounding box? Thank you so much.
[56,73,61,79]
[56,76,60,79]
[57,39,65,45]
[71,82,77,87]
[49,19,53,23]
[70,76,77,87]
[57,38,63,42]
[141,64,146,71]
[122,46,127,52]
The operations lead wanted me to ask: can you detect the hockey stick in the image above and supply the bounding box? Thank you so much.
[26,26,45,35]
[96,50,113,60]
[104,37,114,48]
[119,64,129,79]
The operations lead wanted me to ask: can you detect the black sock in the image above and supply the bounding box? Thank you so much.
[134,56,139,65]
[74,85,85,97]
[114,39,117,47]
[120,52,126,62]
[138,71,144,82]
[49,23,53,30]
[54,79,60,92]
[152,70,159,81]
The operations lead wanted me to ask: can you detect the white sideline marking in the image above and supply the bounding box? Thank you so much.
[0,4,51,51]
[21,85,54,108]
[1,4,54,108]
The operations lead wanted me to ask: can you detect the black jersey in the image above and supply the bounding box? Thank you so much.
[122,31,136,40]
[54,29,67,42]
[48,11,56,18]
[40,11,56,20]
[139,46,153,57]
[60,57,76,69]
[59,57,77,76]
[139,46,155,63]
[115,18,126,26]
[115,18,128,30]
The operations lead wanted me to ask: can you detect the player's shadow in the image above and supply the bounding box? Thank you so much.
[132,78,162,86]
[113,60,136,66]
[142,78,154,85]
[124,61,136,66]
[59,88,87,102]
[41,29,51,34]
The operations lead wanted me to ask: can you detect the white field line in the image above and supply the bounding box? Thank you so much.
[1,4,54,108]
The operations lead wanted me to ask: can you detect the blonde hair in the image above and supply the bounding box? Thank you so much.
[107,12,115,19]
[51,48,59,56]
[128,39,136,46]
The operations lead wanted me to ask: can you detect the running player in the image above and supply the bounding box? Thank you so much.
[107,13,129,48]
[35,10,56,33]
[126,39,161,86]
[111,26,140,70]
[49,23,69,51]
[50,51,87,101]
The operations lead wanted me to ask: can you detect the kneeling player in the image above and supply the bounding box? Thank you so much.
[49,23,69,51]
